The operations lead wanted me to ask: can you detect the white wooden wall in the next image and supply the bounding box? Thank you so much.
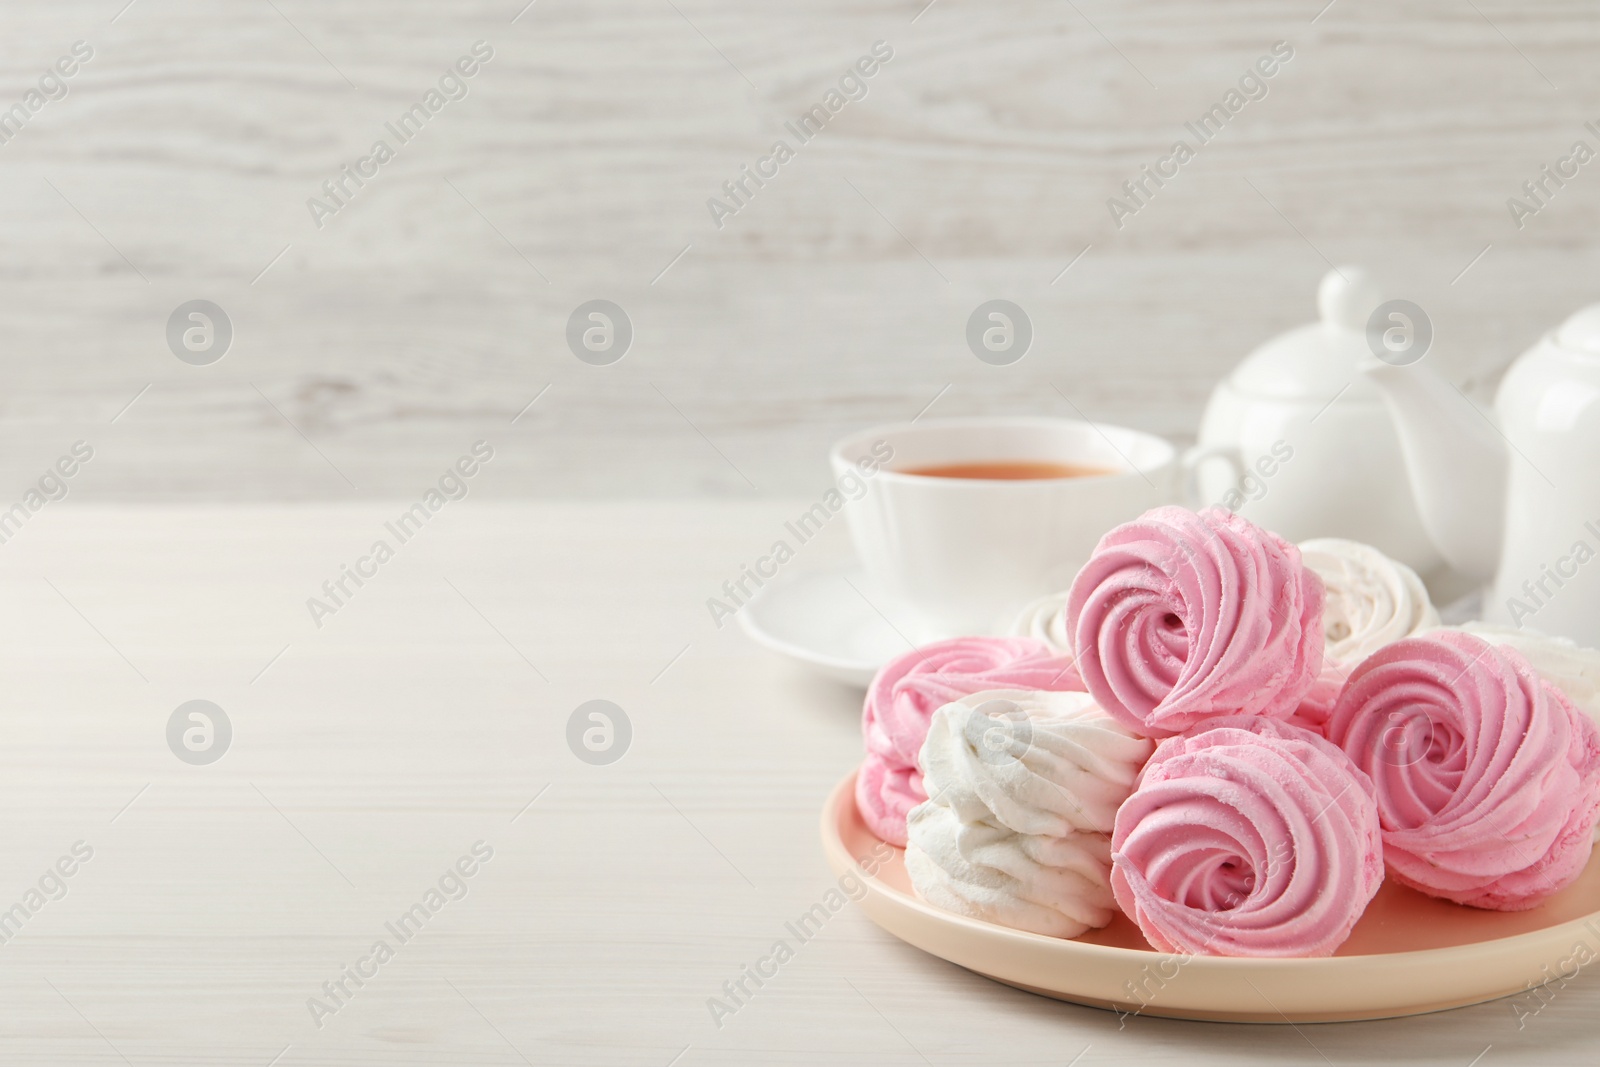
[2,0,1597,498]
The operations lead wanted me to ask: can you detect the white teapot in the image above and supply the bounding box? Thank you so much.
[1193,267,1441,573]
[1362,302,1600,646]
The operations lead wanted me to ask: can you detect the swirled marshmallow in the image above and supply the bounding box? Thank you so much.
[1292,538,1440,731]
[857,637,1080,845]
[905,689,1153,937]
[1110,717,1383,957]
[1301,538,1440,663]
[1325,631,1600,910]
[1065,506,1324,737]
[1007,591,1073,656]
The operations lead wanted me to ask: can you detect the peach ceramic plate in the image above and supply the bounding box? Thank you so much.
[821,772,1600,1023]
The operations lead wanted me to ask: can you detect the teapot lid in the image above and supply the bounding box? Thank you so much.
[1554,304,1600,354]
[1228,267,1385,400]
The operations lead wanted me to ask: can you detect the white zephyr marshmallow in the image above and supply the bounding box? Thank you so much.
[1300,537,1440,665]
[905,689,1152,938]
[1006,591,1073,656]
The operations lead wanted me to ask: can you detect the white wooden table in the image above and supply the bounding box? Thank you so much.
[0,500,1590,1065]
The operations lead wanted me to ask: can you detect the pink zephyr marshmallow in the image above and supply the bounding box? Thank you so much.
[1111,717,1383,957]
[1325,630,1600,911]
[1287,668,1346,736]
[856,636,1080,846]
[1066,506,1325,737]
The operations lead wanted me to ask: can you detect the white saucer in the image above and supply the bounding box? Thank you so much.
[739,567,912,686]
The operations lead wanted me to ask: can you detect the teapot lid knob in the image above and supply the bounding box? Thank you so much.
[1317,266,1384,331]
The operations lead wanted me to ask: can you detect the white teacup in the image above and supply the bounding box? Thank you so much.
[830,417,1178,643]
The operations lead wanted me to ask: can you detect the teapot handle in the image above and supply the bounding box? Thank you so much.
[1179,443,1246,510]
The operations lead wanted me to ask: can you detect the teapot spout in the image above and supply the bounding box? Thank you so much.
[1358,358,1506,581]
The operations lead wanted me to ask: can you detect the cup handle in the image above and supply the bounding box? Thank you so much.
[1180,443,1245,509]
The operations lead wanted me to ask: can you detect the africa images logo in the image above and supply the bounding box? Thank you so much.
[705,40,894,229]
[306,42,495,229]
[306,841,494,1029]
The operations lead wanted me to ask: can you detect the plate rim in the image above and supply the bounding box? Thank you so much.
[820,770,1600,1021]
